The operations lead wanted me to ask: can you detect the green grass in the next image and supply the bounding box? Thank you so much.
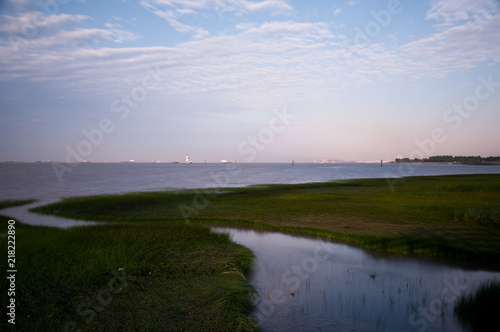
[0,216,257,331]
[33,174,500,262]
[454,280,500,331]
[3,175,500,330]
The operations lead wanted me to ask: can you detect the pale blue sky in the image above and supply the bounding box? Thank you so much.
[1,0,499,162]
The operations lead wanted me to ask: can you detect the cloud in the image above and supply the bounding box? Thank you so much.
[0,10,140,53]
[1,1,499,116]
[400,0,500,77]
[140,0,292,15]
[242,21,334,39]
[0,14,421,114]
[426,0,499,25]
[139,0,293,38]
[0,11,91,37]
[237,0,293,15]
[141,7,209,38]
[0,18,349,110]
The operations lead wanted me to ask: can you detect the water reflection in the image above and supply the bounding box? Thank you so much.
[212,227,500,332]
[0,199,98,228]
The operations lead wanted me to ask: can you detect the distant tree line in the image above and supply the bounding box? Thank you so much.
[395,155,500,163]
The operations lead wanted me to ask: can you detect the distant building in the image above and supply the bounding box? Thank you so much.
[314,157,337,164]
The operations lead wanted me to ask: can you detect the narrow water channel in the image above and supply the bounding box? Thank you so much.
[212,227,500,332]
[0,200,98,228]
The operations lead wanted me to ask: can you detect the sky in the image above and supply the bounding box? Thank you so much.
[0,0,499,163]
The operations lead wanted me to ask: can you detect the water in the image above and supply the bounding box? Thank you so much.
[212,227,500,332]
[1,162,499,329]
[2,162,500,202]
[1,162,500,227]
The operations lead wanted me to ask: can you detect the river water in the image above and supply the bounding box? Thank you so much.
[212,227,499,332]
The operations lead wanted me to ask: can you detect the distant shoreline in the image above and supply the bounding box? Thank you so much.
[392,161,500,166]
[4,161,500,165]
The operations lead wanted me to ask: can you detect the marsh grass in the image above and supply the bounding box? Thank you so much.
[454,280,500,331]
[33,174,500,261]
[0,215,257,331]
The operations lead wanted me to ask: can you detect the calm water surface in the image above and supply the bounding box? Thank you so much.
[2,162,499,226]
[2,162,500,202]
[212,227,500,332]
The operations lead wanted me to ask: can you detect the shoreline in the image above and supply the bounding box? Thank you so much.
[392,161,500,165]
[31,173,500,263]
[2,174,500,330]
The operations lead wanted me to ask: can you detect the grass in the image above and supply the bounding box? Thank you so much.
[5,174,500,330]
[454,280,500,331]
[33,174,500,262]
[0,211,257,331]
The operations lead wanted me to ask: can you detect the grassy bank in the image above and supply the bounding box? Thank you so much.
[34,174,500,262]
[454,280,500,331]
[0,212,257,331]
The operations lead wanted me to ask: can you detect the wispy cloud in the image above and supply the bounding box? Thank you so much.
[139,0,293,15]
[138,2,210,39]
[0,12,91,37]
[426,0,499,25]
[0,10,140,53]
[139,0,293,38]
[401,0,500,77]
[2,0,498,109]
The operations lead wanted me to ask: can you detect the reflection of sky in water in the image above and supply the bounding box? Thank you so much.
[3,163,500,202]
[212,227,500,332]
